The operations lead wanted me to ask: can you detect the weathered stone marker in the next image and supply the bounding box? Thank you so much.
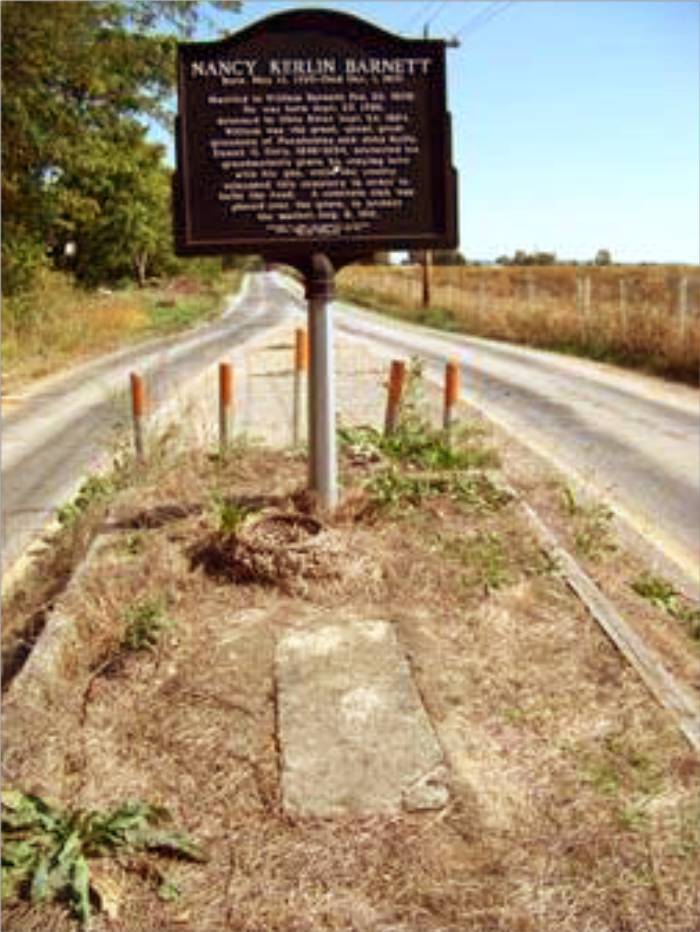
[276,620,449,817]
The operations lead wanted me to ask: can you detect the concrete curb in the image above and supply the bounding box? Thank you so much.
[3,533,115,708]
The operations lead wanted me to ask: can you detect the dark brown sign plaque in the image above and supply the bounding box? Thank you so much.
[174,9,458,267]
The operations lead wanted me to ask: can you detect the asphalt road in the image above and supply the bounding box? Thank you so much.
[1,274,294,577]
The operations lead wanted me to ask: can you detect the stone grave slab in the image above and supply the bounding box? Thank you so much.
[276,620,449,817]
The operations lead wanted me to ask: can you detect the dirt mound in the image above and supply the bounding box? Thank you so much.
[189,510,355,595]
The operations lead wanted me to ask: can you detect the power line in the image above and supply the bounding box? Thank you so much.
[402,2,440,34]
[453,0,516,41]
[424,1,450,34]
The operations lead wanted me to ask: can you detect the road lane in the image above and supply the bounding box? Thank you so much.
[1,274,295,576]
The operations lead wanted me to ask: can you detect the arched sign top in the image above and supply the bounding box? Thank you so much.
[174,8,458,267]
[191,8,421,49]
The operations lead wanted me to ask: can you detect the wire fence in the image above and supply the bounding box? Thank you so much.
[338,264,700,383]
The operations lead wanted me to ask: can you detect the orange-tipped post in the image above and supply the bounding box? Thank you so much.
[295,327,309,373]
[443,358,460,441]
[384,359,406,435]
[293,328,308,446]
[219,362,234,453]
[130,372,147,462]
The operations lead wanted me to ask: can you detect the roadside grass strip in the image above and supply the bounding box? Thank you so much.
[2,366,699,930]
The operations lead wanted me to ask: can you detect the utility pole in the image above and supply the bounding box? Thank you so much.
[422,249,432,309]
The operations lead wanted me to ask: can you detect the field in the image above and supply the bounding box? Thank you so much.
[1,265,243,395]
[337,264,700,384]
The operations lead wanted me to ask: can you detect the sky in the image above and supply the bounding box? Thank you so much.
[161,0,700,264]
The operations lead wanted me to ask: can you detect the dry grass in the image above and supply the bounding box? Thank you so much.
[3,422,699,930]
[338,264,700,384]
[1,268,242,394]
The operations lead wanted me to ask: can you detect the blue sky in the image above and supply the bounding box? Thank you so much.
[164,1,699,263]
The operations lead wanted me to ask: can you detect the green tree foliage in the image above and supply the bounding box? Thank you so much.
[432,249,467,266]
[1,1,240,294]
[48,125,176,286]
[496,250,557,266]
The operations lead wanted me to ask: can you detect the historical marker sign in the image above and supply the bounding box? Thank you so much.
[174,9,458,263]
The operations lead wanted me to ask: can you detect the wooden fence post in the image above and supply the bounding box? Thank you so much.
[678,275,688,342]
[619,278,628,341]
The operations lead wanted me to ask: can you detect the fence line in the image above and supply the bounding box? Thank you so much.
[338,265,700,382]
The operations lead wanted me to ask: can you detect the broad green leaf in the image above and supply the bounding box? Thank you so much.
[2,839,40,868]
[133,829,208,863]
[1,789,59,831]
[29,854,50,903]
[71,855,92,929]
[56,830,82,872]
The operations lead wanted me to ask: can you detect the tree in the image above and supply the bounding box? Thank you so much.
[1,1,240,293]
[47,125,176,286]
[432,249,467,266]
[495,249,557,266]
[594,248,612,266]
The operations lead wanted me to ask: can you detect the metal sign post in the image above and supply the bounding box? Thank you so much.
[306,254,337,508]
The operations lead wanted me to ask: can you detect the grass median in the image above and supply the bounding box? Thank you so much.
[3,377,699,931]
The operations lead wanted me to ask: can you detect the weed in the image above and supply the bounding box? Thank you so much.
[560,486,617,560]
[387,423,498,471]
[119,533,145,556]
[580,759,621,797]
[364,466,510,515]
[363,466,429,512]
[618,801,651,833]
[1,788,205,929]
[451,532,510,592]
[574,510,617,560]
[502,706,528,724]
[57,475,117,529]
[121,597,173,652]
[631,573,700,641]
[561,484,580,517]
[157,878,182,902]
[530,548,561,577]
[339,420,498,474]
[210,492,257,536]
[675,801,700,858]
[415,306,457,331]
